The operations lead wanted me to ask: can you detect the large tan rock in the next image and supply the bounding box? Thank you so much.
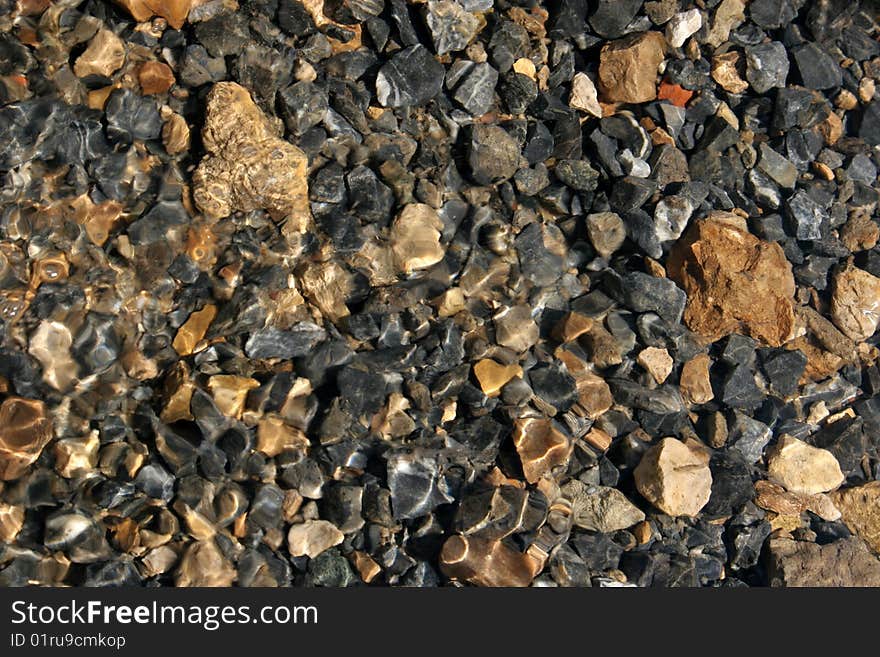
[193,83,310,231]
[598,31,666,104]
[830,262,880,341]
[512,417,571,483]
[831,482,880,553]
[766,435,844,495]
[562,480,645,533]
[667,218,796,347]
[0,397,53,481]
[634,438,712,517]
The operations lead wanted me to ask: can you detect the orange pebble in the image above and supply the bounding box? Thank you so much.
[657,81,693,108]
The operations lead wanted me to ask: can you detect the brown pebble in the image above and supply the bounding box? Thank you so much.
[138,61,175,94]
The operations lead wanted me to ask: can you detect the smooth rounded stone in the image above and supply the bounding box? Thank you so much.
[637,346,673,384]
[830,262,880,342]
[0,397,53,481]
[245,323,327,359]
[767,435,844,496]
[680,353,714,405]
[278,81,328,136]
[138,62,175,95]
[426,0,480,55]
[74,29,126,79]
[176,540,236,586]
[598,31,666,104]
[830,482,880,553]
[440,534,537,587]
[768,537,880,587]
[288,519,344,558]
[665,9,702,48]
[452,62,498,115]
[468,124,521,185]
[28,320,79,391]
[513,417,572,483]
[390,203,445,273]
[193,82,310,229]
[562,480,645,533]
[569,72,602,118]
[493,305,538,352]
[745,41,789,94]
[586,212,626,258]
[634,438,713,517]
[105,89,162,144]
[376,44,445,107]
[133,463,175,501]
[667,218,796,347]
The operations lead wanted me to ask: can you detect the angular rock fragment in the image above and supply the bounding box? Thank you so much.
[114,0,191,28]
[74,29,125,79]
[745,41,789,93]
[172,305,216,356]
[513,417,571,483]
[474,359,522,397]
[176,540,236,586]
[668,218,796,347]
[390,203,445,273]
[598,31,666,104]
[637,347,673,384]
[0,398,53,481]
[288,520,344,558]
[426,0,480,55]
[29,321,79,391]
[440,534,538,587]
[376,45,444,107]
[562,480,645,533]
[767,435,844,496]
[680,353,714,406]
[192,82,310,230]
[830,262,880,342]
[634,438,712,517]
[469,124,521,185]
[569,72,602,118]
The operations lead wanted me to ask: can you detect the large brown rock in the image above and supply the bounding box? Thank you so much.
[830,482,880,553]
[113,0,191,29]
[598,31,666,104]
[768,537,880,586]
[667,217,796,347]
[193,83,310,231]
[0,397,53,481]
[440,535,538,587]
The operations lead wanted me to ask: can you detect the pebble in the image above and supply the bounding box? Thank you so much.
[598,31,666,104]
[513,417,571,483]
[767,435,845,495]
[0,398,53,481]
[665,9,702,49]
[586,211,626,258]
[426,0,481,56]
[469,124,522,185]
[114,0,191,29]
[745,41,790,94]
[376,44,445,107]
[635,438,713,517]
[474,359,523,397]
[74,29,126,79]
[637,347,673,384]
[138,62,175,95]
[562,480,646,533]
[440,535,537,587]
[494,305,539,352]
[769,537,880,586]
[287,520,345,558]
[569,72,603,118]
[830,262,880,341]
[680,353,714,405]
[390,203,445,273]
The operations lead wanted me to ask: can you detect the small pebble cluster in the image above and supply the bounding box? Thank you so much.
[1,0,880,587]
